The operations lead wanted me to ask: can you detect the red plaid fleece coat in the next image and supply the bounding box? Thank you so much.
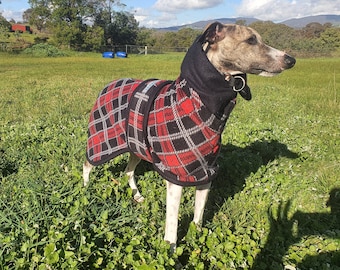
[86,77,236,186]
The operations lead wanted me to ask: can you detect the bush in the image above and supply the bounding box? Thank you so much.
[23,44,67,57]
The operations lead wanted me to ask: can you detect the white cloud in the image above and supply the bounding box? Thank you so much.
[131,7,176,28]
[1,9,24,22]
[237,0,340,21]
[132,7,151,25]
[154,0,223,13]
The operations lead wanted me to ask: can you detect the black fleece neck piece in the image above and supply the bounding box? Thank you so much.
[180,36,237,115]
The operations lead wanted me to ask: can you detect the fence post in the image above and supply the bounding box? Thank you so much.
[145,46,147,55]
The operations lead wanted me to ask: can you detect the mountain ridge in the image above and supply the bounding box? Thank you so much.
[154,14,340,31]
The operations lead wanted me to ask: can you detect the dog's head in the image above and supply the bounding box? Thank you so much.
[200,22,296,77]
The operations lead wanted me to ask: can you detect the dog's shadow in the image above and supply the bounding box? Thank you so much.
[178,139,299,238]
[208,139,299,221]
[105,139,300,239]
[251,189,340,269]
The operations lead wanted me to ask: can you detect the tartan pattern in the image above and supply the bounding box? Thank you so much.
[86,78,142,165]
[144,78,235,186]
[126,79,172,162]
[86,77,236,186]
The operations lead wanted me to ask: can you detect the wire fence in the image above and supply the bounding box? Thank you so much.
[101,45,189,55]
[0,41,31,52]
[0,42,189,54]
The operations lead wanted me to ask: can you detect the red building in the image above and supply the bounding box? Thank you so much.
[11,24,33,34]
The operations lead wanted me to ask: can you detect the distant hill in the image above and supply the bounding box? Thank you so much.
[155,17,258,31]
[155,14,340,31]
[281,15,340,28]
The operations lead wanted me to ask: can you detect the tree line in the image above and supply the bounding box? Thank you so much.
[137,21,340,57]
[0,0,339,57]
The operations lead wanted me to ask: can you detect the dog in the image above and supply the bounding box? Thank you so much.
[83,22,296,251]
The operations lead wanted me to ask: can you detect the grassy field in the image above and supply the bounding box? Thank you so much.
[0,52,339,269]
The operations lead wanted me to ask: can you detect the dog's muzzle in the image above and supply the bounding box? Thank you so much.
[284,54,296,69]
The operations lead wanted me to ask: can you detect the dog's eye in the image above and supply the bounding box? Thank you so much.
[246,35,257,45]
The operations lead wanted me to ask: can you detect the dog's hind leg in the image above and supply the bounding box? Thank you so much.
[193,182,211,225]
[125,153,143,203]
[164,181,183,252]
[83,160,93,186]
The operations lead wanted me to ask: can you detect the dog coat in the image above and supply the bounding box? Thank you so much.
[86,37,250,187]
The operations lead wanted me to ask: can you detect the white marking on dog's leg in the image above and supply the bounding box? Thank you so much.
[125,153,143,203]
[193,182,211,225]
[164,181,183,252]
[83,160,93,186]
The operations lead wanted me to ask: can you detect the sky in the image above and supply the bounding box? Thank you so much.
[1,0,340,28]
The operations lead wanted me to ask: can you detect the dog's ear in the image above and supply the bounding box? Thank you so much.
[199,22,226,44]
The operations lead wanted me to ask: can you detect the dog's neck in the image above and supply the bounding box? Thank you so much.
[180,38,239,116]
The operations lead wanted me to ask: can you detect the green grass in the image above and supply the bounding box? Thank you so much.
[0,52,339,269]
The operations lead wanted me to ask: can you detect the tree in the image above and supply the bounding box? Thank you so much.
[27,0,104,49]
[82,25,104,51]
[249,21,296,51]
[0,14,11,42]
[27,0,138,50]
[104,11,138,47]
[136,28,156,46]
[236,19,246,26]
[51,20,85,49]
[92,0,126,26]
[28,0,51,32]
[300,22,331,39]
[22,8,32,23]
[0,14,11,30]
[176,28,201,47]
[319,27,340,49]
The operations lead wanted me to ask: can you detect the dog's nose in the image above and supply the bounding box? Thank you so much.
[284,54,296,68]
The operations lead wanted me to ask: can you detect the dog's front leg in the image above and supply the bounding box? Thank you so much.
[164,181,183,251]
[193,182,211,224]
[83,160,93,186]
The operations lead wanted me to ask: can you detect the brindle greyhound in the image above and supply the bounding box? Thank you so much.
[83,22,296,251]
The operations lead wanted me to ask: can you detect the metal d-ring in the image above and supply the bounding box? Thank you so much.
[233,76,246,92]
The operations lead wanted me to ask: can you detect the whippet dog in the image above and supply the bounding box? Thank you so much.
[83,22,296,251]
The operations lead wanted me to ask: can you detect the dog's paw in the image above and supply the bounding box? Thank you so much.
[133,194,145,203]
[169,243,177,254]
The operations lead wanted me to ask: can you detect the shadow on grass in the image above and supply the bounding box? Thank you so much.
[92,139,339,268]
[205,140,339,269]
[0,149,18,179]
[251,188,340,270]
[177,139,299,242]
[206,139,299,221]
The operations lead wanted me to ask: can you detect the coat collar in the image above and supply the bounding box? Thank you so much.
[180,36,251,116]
